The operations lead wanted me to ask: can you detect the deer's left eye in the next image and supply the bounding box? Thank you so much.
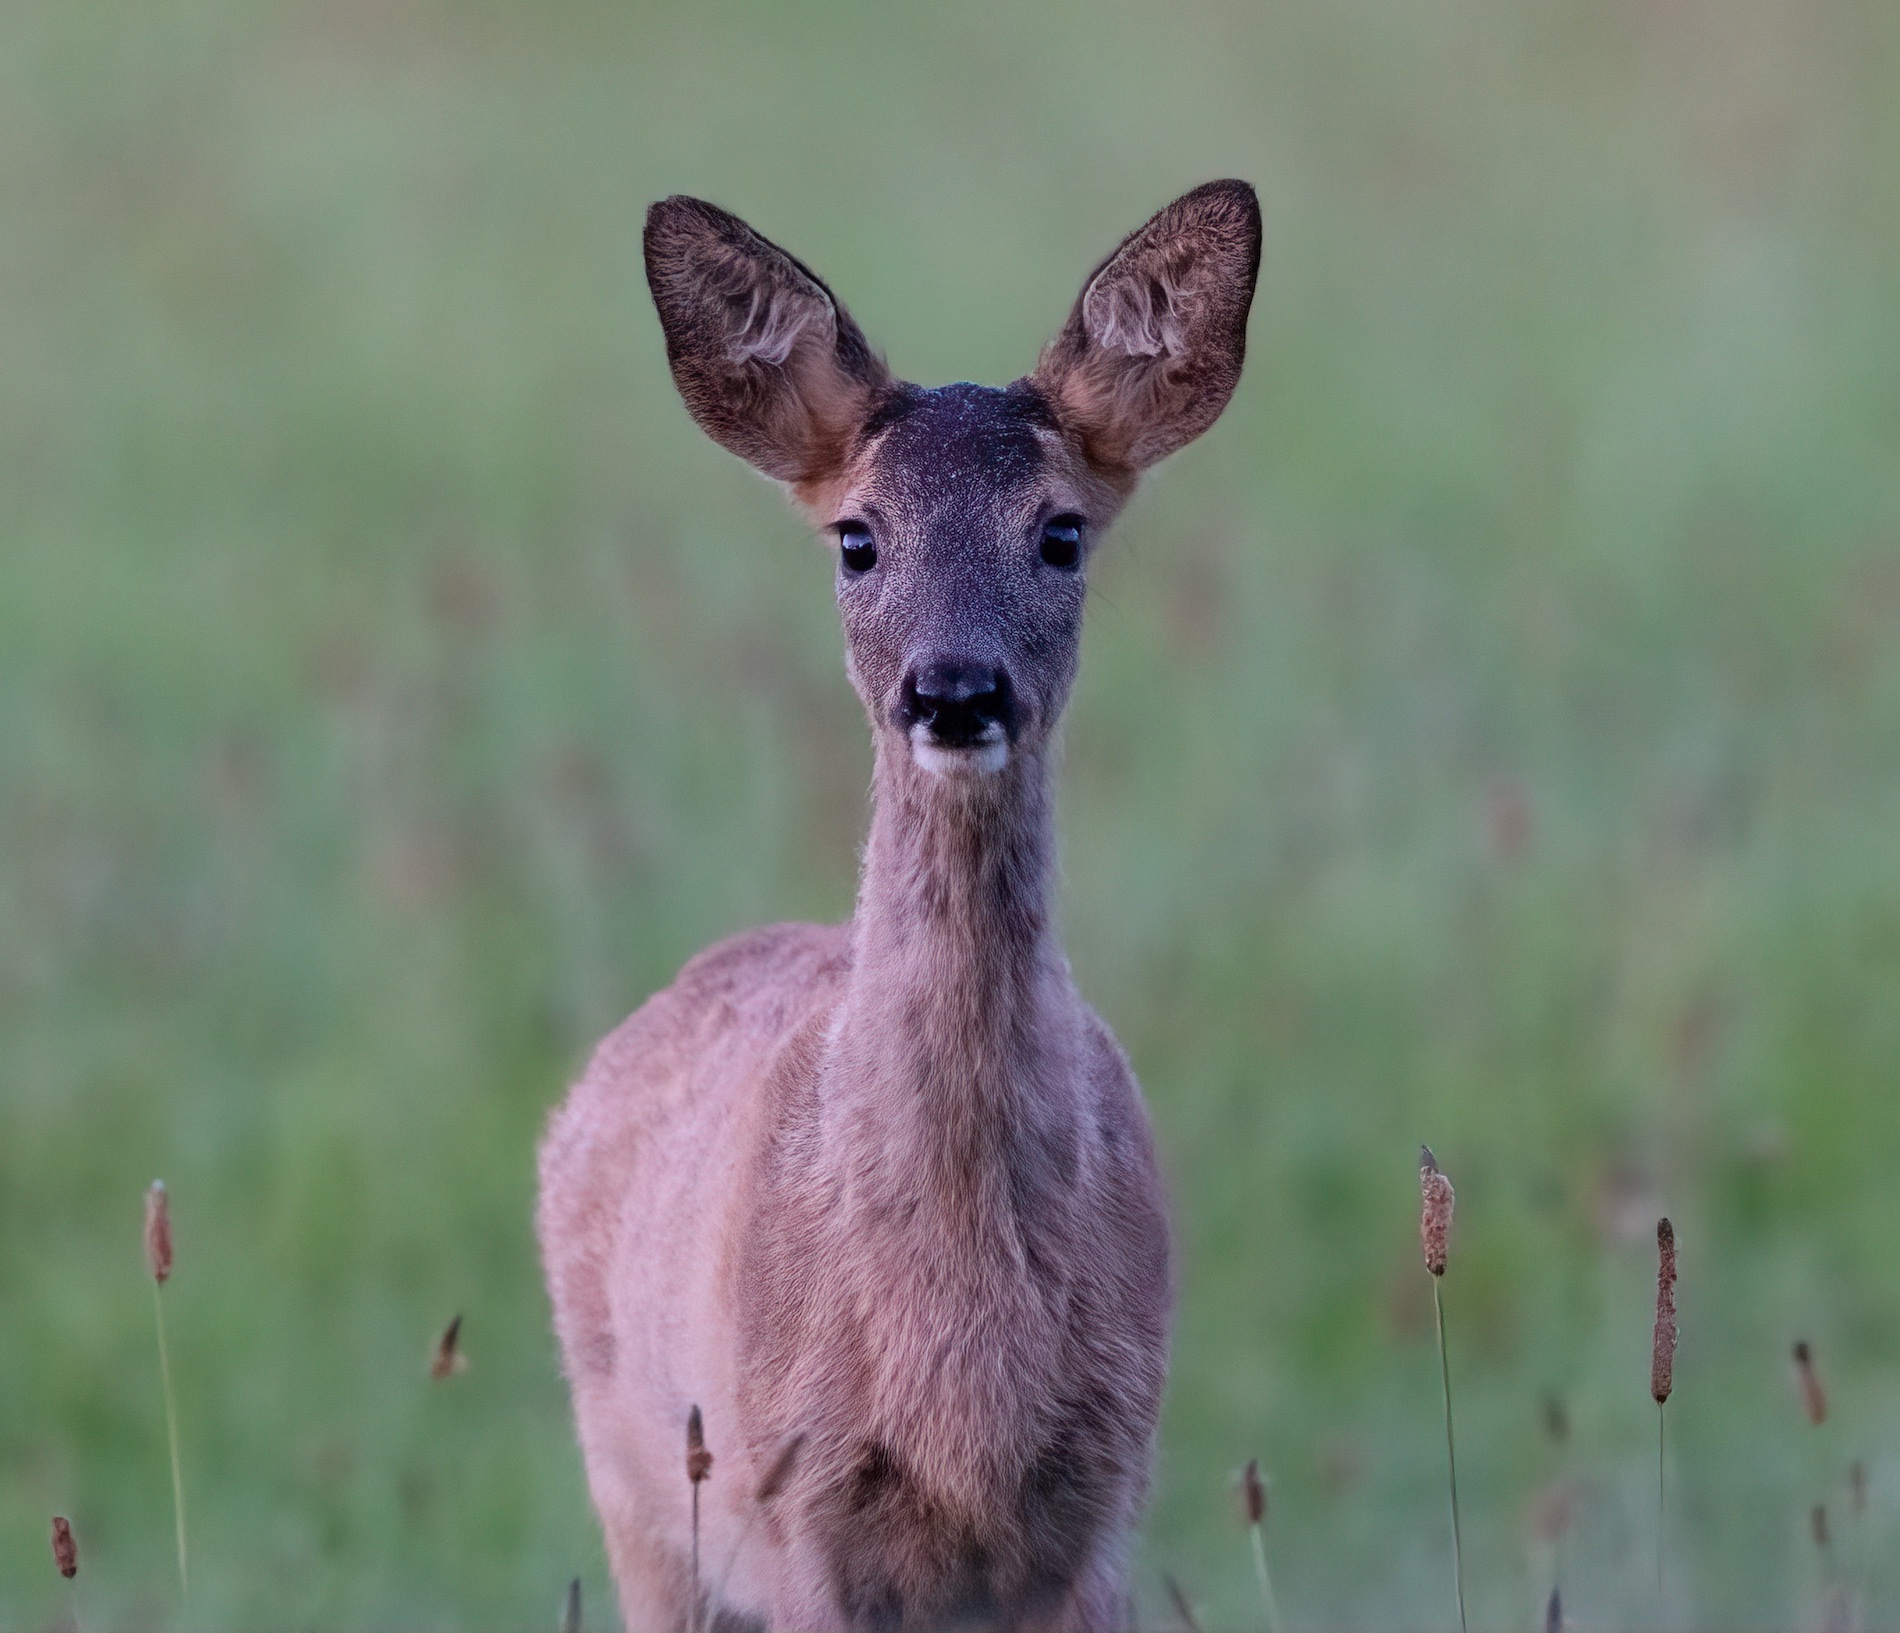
[1039,516,1084,570]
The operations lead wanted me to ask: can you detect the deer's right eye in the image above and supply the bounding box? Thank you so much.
[837,523,877,574]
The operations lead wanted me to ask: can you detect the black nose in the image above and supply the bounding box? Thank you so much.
[899,660,1011,747]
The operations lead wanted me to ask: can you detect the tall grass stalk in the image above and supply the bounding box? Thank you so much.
[685,1405,713,1633]
[1657,1405,1666,1598]
[1419,1148,1465,1633]
[1430,1277,1466,1633]
[145,1182,188,1598]
[1849,1461,1870,1622]
[1651,1218,1677,1606]
[152,1281,188,1596]
[1248,1520,1283,1633]
[1241,1459,1283,1633]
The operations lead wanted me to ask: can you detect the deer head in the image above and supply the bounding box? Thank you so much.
[644,182,1260,783]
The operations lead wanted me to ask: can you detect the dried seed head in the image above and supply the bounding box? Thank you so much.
[1793,1340,1828,1426]
[1419,1146,1454,1277]
[1651,1217,1677,1405]
[51,1515,77,1579]
[1242,1458,1266,1528]
[430,1313,468,1381]
[1850,1459,1868,1516]
[144,1180,173,1284]
[1544,1585,1562,1633]
[1163,1572,1201,1633]
[1811,1502,1831,1553]
[756,1433,805,1504]
[685,1404,713,1484]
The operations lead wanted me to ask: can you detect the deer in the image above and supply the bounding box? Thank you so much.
[537,180,1261,1633]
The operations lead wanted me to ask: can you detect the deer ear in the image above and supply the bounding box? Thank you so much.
[1033,180,1261,477]
[644,197,891,491]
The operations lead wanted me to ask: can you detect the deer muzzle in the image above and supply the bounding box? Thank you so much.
[897,659,1015,775]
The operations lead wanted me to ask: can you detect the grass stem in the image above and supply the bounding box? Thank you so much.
[684,1405,713,1633]
[690,1480,701,1633]
[152,1280,188,1598]
[1657,1402,1666,1603]
[1432,1277,1467,1633]
[1249,1521,1284,1633]
[1650,1217,1678,1616]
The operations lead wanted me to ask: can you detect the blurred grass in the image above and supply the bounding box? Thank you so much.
[3,0,1900,1626]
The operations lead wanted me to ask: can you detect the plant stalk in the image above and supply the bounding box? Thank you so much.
[1657,1402,1667,1603]
[1249,1521,1284,1633]
[1432,1278,1467,1633]
[152,1281,188,1597]
[690,1480,701,1633]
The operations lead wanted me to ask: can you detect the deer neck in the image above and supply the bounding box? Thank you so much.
[828,740,1070,1178]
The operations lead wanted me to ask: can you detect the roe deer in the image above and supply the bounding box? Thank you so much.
[538,181,1261,1632]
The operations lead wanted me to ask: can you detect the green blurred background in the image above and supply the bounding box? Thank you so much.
[5,0,1900,1626]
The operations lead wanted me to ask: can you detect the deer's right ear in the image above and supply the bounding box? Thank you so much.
[644,197,891,494]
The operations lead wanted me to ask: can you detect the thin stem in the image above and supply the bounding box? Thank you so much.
[1856,1494,1872,1632]
[690,1481,702,1633]
[1657,1403,1666,1603]
[1249,1522,1284,1633]
[1432,1278,1467,1633]
[152,1282,188,1598]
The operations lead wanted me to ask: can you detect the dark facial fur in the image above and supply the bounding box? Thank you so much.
[830,381,1101,774]
[642,182,1260,783]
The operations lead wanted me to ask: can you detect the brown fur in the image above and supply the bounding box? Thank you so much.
[540,184,1260,1632]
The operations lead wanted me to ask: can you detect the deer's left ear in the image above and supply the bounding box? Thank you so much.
[1033,180,1261,478]
[645,197,892,494]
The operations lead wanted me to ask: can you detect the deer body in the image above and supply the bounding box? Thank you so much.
[539,184,1260,1632]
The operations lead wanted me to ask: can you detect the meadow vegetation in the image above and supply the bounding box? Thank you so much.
[3,0,1899,1625]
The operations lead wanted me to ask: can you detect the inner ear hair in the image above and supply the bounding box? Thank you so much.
[1033,179,1261,477]
[645,197,891,493]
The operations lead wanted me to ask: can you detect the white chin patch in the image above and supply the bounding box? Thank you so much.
[910,727,1009,778]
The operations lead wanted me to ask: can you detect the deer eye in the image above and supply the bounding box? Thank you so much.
[837,522,877,574]
[1039,515,1084,570]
